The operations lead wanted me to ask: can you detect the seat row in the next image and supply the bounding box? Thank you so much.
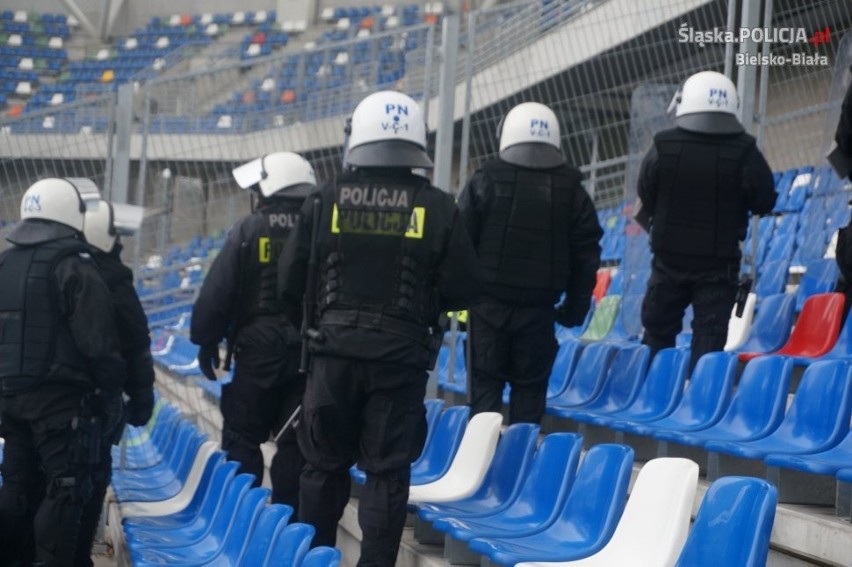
[403,416,777,567]
[114,397,341,566]
[546,345,852,513]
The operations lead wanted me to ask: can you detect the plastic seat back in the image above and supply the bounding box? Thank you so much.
[750,360,852,452]
[564,344,650,416]
[263,522,315,567]
[536,458,698,567]
[775,293,844,358]
[824,308,852,359]
[442,433,585,537]
[703,355,793,440]
[450,422,539,512]
[592,270,612,303]
[754,259,789,301]
[217,502,288,563]
[735,293,795,357]
[122,458,239,524]
[724,292,757,351]
[408,412,504,502]
[546,340,583,399]
[605,293,643,341]
[675,477,777,567]
[579,295,620,342]
[608,347,689,421]
[658,351,737,429]
[420,398,445,454]
[548,342,617,407]
[301,546,342,567]
[204,486,270,557]
[410,405,469,484]
[237,504,293,565]
[795,259,840,311]
[545,444,634,547]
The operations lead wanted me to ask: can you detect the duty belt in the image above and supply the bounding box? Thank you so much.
[319,310,432,345]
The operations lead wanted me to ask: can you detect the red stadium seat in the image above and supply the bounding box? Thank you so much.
[738,292,844,362]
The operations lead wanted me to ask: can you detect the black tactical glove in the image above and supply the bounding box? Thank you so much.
[126,389,155,427]
[555,300,589,328]
[198,343,221,381]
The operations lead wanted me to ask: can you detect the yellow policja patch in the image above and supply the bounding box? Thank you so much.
[331,204,425,239]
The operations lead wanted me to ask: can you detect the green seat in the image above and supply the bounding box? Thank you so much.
[579,295,621,343]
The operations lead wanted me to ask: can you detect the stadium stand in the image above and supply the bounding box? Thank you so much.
[3,2,852,565]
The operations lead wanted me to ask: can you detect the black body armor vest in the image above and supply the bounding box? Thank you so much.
[651,128,755,261]
[317,175,437,340]
[0,238,89,393]
[476,160,573,292]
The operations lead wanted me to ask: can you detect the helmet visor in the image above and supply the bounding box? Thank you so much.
[232,157,264,189]
[112,202,145,236]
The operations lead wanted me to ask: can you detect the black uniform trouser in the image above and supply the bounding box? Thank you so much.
[221,345,305,514]
[0,389,113,567]
[641,257,739,372]
[468,298,559,425]
[297,356,428,567]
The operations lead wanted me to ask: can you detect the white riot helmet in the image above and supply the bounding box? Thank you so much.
[84,199,145,253]
[232,151,317,198]
[498,102,565,169]
[19,178,87,231]
[345,90,432,169]
[673,71,743,134]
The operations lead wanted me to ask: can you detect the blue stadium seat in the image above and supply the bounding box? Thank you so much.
[129,485,269,565]
[409,405,469,485]
[228,504,293,565]
[575,347,689,428]
[264,523,315,567]
[546,342,617,410]
[432,433,584,543]
[516,457,699,567]
[795,258,840,311]
[706,360,852,462]
[122,460,239,530]
[674,477,777,567]
[754,259,790,299]
[113,427,209,503]
[549,344,650,420]
[765,428,852,478]
[733,293,795,356]
[125,473,255,547]
[654,355,793,447]
[466,444,634,565]
[414,423,539,523]
[301,546,342,567]
[772,169,798,212]
[607,351,737,436]
[543,340,584,401]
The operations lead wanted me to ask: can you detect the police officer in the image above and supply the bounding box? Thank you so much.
[638,71,776,370]
[834,68,852,178]
[191,152,317,511]
[278,90,482,566]
[458,102,602,425]
[0,179,127,566]
[76,197,154,566]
